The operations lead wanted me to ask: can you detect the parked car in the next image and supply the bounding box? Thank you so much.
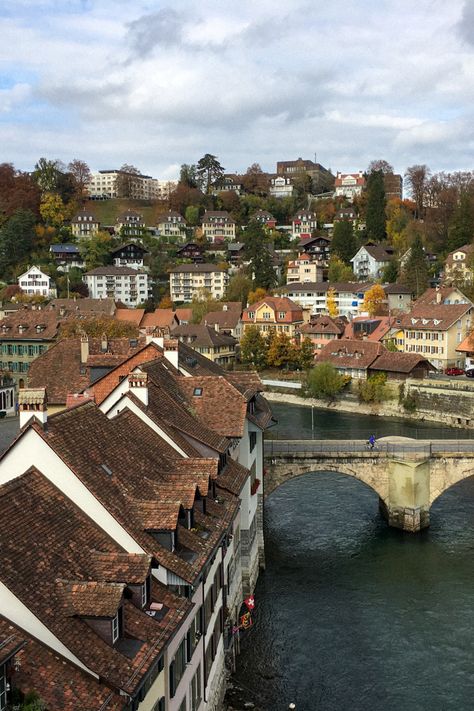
[465,369,474,378]
[445,367,465,376]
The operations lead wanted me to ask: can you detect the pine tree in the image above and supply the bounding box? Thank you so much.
[401,234,429,297]
[244,220,277,290]
[365,170,386,242]
[331,220,357,264]
[0,208,36,276]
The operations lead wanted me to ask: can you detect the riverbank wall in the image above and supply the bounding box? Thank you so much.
[264,378,474,429]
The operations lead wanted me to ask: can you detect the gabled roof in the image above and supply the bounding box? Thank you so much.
[85,266,147,276]
[369,352,435,374]
[178,376,248,438]
[352,245,391,262]
[242,296,303,323]
[317,339,384,369]
[398,303,472,331]
[300,315,345,336]
[202,310,241,330]
[141,309,179,330]
[110,242,149,256]
[115,308,145,326]
[0,310,59,341]
[173,324,237,348]
[343,316,392,343]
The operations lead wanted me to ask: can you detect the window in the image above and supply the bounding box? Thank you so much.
[141,581,148,608]
[193,387,203,396]
[112,611,120,643]
[249,431,257,453]
[170,637,187,697]
[190,664,202,711]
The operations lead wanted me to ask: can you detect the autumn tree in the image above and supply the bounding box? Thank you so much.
[365,170,386,242]
[225,271,252,306]
[185,205,200,226]
[405,164,431,220]
[196,154,225,194]
[40,192,67,228]
[68,159,91,199]
[191,292,220,324]
[241,163,268,194]
[115,164,141,198]
[0,163,40,224]
[158,294,173,309]
[239,326,268,370]
[447,191,474,253]
[33,157,63,193]
[362,284,386,317]
[331,220,357,264]
[79,231,113,270]
[326,288,338,317]
[60,316,138,339]
[267,331,299,369]
[247,286,267,305]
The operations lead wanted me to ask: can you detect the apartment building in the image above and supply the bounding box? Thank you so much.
[242,296,304,339]
[84,266,150,306]
[351,245,392,280]
[291,210,317,239]
[0,310,59,387]
[444,244,474,285]
[88,170,177,200]
[281,282,373,318]
[169,264,229,302]
[201,211,236,243]
[286,254,323,284]
[334,171,366,201]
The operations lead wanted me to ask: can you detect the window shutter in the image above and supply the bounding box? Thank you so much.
[169,660,176,698]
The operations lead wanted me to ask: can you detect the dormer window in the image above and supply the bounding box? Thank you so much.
[193,387,203,396]
[112,610,120,643]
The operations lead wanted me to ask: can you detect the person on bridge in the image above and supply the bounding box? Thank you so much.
[368,434,376,450]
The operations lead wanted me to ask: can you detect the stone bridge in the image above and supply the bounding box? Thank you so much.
[264,438,474,532]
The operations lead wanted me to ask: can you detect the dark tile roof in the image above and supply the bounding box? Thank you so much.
[398,303,472,331]
[0,616,124,711]
[300,315,345,336]
[201,310,241,330]
[48,297,117,316]
[0,310,59,341]
[383,283,413,295]
[173,324,237,348]
[317,339,384,369]
[169,263,227,274]
[85,266,147,276]
[0,468,189,695]
[369,352,435,374]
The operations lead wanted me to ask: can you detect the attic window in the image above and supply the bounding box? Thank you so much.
[101,464,113,476]
[433,319,441,325]
[193,387,203,396]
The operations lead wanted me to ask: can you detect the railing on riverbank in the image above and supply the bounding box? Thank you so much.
[264,439,474,460]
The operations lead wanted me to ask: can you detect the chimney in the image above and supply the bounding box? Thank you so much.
[19,388,47,429]
[214,322,219,333]
[80,335,89,364]
[163,337,179,369]
[101,332,108,353]
[436,289,441,304]
[128,371,148,406]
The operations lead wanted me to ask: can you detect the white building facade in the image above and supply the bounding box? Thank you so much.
[18,267,56,297]
[170,264,229,302]
[84,266,150,306]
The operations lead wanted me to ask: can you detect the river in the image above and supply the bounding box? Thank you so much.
[230,403,474,711]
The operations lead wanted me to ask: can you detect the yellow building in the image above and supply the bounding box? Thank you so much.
[242,296,304,339]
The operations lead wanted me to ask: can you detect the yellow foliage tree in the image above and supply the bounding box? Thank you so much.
[40,192,66,228]
[326,288,338,317]
[362,284,386,317]
[248,287,267,305]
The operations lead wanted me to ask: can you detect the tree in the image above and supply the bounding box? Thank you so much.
[115,164,141,198]
[367,159,394,175]
[331,220,357,264]
[33,157,63,193]
[243,220,277,290]
[60,316,138,338]
[191,292,220,324]
[0,163,40,224]
[382,259,398,283]
[247,286,267,305]
[79,231,113,270]
[365,170,386,242]
[328,255,354,282]
[196,154,225,194]
[241,163,267,194]
[362,284,386,317]
[358,373,389,403]
[405,164,430,220]
[170,184,205,214]
[185,205,200,226]
[447,191,474,252]
[401,233,429,297]
[158,295,173,309]
[68,159,91,199]
[299,337,315,369]
[305,361,346,400]
[179,164,198,188]
[40,192,67,228]
[266,331,299,369]
[326,288,338,317]
[240,326,268,370]
[0,209,36,276]
[225,271,252,306]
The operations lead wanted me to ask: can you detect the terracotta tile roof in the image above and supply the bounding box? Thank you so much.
[141,309,179,329]
[173,324,237,348]
[414,286,470,306]
[317,339,384,369]
[300,315,345,336]
[49,298,116,316]
[59,580,125,618]
[28,337,147,405]
[0,617,124,711]
[178,342,227,375]
[217,458,249,495]
[445,243,474,265]
[369,352,435,374]
[343,316,391,343]
[0,622,25,665]
[456,333,474,353]
[0,310,59,341]
[174,308,193,323]
[89,552,152,584]
[0,469,190,695]
[202,310,241,330]
[242,296,303,324]
[177,376,247,438]
[398,303,472,331]
[115,308,145,326]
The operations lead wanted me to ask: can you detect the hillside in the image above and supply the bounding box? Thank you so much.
[83,198,169,227]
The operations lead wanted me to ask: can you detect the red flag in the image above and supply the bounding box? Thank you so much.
[244,595,255,611]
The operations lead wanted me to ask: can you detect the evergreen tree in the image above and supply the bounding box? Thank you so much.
[381,259,398,283]
[327,255,354,282]
[401,234,429,297]
[331,220,357,264]
[447,191,474,252]
[365,170,386,242]
[243,220,277,290]
[240,326,268,370]
[196,154,225,194]
[0,208,36,277]
[299,337,315,369]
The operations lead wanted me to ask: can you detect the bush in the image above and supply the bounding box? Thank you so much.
[358,373,389,403]
[305,362,348,400]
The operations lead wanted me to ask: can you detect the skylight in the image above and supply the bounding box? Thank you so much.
[193,388,203,396]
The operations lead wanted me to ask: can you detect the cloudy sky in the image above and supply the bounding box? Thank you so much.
[1,0,473,179]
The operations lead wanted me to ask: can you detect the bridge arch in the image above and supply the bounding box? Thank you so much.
[430,460,474,506]
[264,458,390,507]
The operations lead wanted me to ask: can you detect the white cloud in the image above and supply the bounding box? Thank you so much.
[1,0,473,177]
